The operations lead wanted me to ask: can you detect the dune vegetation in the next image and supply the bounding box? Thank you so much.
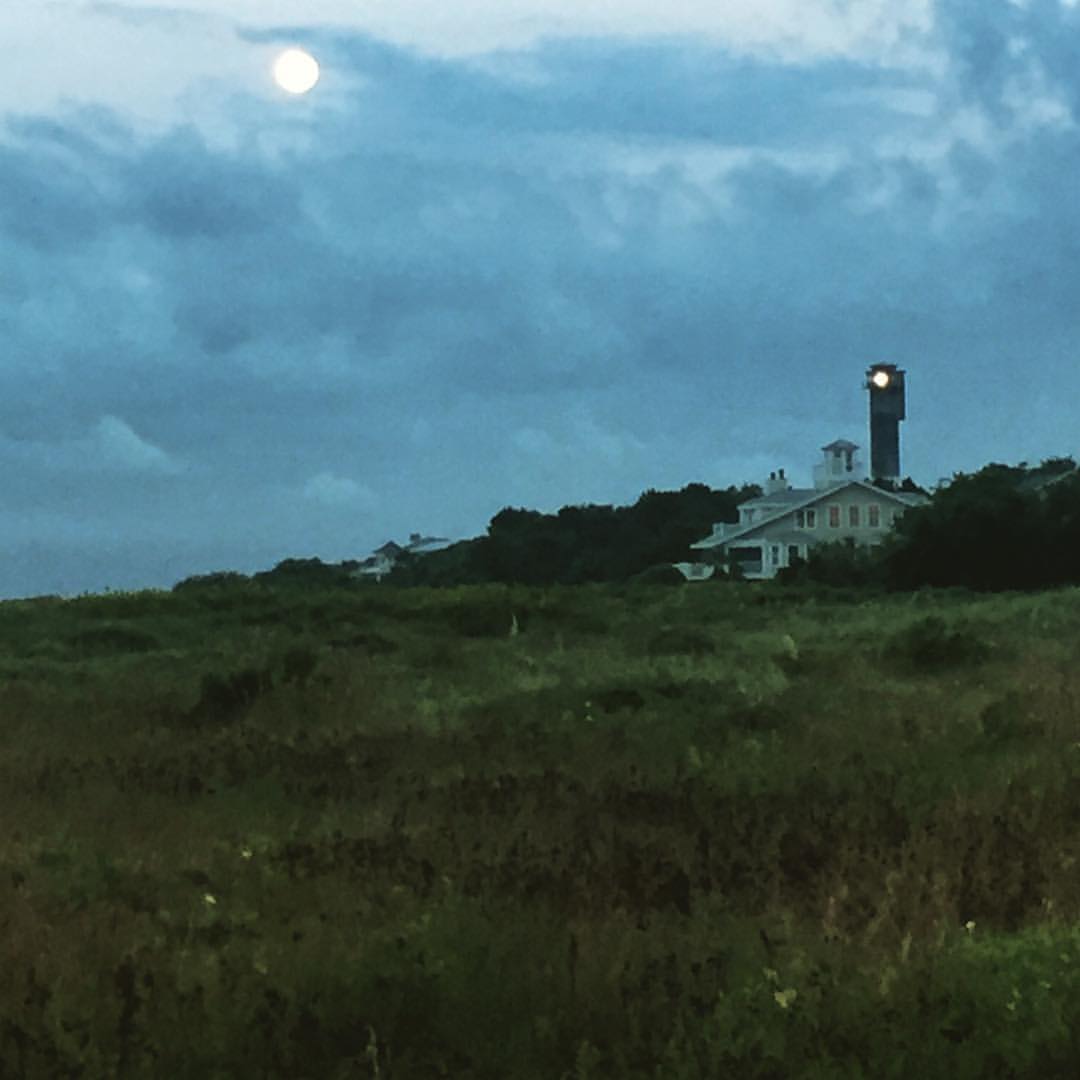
[2,577,1079,1077]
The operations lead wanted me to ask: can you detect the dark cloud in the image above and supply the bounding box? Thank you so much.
[0,138,112,250]
[936,0,1080,120]
[346,33,927,147]
[3,16,1080,596]
[128,128,302,239]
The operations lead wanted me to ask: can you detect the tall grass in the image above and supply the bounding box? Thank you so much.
[1,580,1079,1076]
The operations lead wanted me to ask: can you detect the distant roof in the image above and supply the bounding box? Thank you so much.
[1018,466,1079,493]
[405,536,454,554]
[822,439,859,452]
[373,541,405,556]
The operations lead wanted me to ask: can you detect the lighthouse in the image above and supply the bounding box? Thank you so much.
[866,363,906,483]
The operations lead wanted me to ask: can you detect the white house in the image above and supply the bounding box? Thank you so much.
[354,533,454,581]
[688,440,929,579]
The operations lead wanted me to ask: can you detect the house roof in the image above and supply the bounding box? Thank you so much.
[822,439,859,452]
[405,536,453,554]
[691,479,928,549]
[739,488,813,509]
[723,530,809,548]
[373,541,405,556]
[1017,466,1079,494]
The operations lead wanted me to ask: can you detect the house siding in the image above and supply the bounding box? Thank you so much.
[690,480,927,579]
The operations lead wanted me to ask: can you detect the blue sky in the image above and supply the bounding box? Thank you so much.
[2,0,1079,597]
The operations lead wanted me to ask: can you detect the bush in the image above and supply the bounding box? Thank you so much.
[186,666,273,725]
[277,646,320,687]
[439,599,519,638]
[887,616,991,672]
[784,540,886,589]
[172,571,251,592]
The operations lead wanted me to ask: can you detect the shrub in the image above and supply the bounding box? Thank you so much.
[186,666,273,725]
[172,571,250,592]
[887,615,991,672]
[440,600,519,638]
[277,646,320,688]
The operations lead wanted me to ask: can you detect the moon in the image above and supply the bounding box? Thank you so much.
[273,49,320,95]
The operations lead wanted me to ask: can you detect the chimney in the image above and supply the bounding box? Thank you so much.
[765,468,791,495]
[865,363,907,482]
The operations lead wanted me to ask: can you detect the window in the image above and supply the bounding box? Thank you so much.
[770,545,780,564]
[849,505,859,527]
[829,505,840,528]
[795,510,804,528]
[788,545,801,564]
[868,504,880,527]
[805,509,816,528]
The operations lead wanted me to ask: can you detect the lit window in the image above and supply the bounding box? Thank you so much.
[849,505,859,527]
[868,505,880,527]
[829,505,840,528]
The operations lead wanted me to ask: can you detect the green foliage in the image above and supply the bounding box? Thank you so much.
[186,665,273,726]
[886,615,992,672]
[780,540,886,589]
[253,557,358,590]
[3,582,1080,1077]
[409,483,761,588]
[643,625,716,658]
[385,542,489,587]
[438,595,519,638]
[64,623,163,656]
[277,645,320,688]
[172,570,251,592]
[628,564,687,585]
[884,459,1080,591]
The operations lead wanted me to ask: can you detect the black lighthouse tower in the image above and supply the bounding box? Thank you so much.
[865,363,906,483]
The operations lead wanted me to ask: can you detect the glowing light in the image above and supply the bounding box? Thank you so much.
[273,49,320,95]
[871,370,890,388]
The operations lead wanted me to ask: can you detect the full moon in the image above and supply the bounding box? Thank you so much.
[273,49,320,95]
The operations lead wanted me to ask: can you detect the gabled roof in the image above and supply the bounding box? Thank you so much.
[372,541,405,556]
[691,479,928,549]
[739,488,813,509]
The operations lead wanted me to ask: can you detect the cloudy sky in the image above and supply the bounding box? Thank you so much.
[3,0,1079,597]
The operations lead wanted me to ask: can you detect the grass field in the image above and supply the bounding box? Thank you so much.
[2,579,1079,1077]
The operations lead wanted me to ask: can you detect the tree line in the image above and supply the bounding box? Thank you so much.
[173,457,1080,595]
[385,482,761,587]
